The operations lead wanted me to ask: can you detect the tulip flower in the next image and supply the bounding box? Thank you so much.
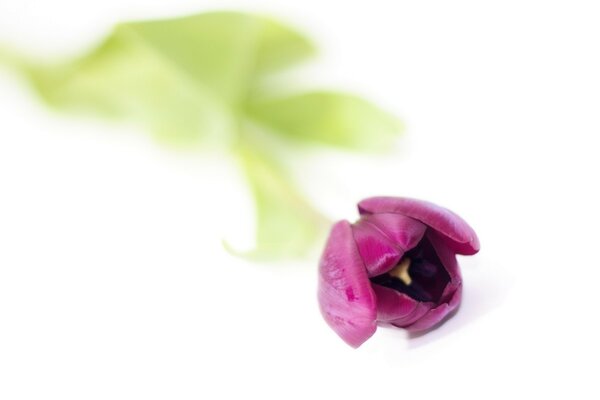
[318,197,480,348]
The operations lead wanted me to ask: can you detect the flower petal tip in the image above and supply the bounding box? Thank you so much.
[358,196,480,255]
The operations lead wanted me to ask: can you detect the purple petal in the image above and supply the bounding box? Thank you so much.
[351,219,402,277]
[372,284,434,325]
[404,285,462,332]
[428,230,462,303]
[362,213,427,252]
[358,197,480,255]
[318,220,377,348]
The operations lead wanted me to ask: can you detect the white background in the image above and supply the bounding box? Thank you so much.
[1,1,599,399]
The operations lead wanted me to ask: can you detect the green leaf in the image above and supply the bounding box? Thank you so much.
[246,91,402,151]
[234,144,328,259]
[15,12,315,146]
[25,31,230,145]
[125,12,314,103]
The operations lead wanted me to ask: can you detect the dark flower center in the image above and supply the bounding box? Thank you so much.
[370,237,450,303]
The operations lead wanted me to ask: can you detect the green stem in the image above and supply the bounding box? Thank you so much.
[228,119,330,259]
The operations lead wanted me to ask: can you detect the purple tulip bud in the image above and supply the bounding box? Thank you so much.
[318,197,480,348]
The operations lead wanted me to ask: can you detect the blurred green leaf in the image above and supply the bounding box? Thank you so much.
[123,12,314,103]
[1,11,402,259]
[0,45,25,71]
[24,31,229,145]
[17,12,315,145]
[247,91,402,151]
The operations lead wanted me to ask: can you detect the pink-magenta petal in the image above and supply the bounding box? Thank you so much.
[428,230,462,303]
[372,284,434,325]
[318,220,377,348]
[362,213,427,252]
[404,285,462,332]
[351,219,403,277]
[390,302,434,328]
[358,197,480,255]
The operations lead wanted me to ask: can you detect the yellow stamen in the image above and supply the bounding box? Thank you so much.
[389,257,412,285]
